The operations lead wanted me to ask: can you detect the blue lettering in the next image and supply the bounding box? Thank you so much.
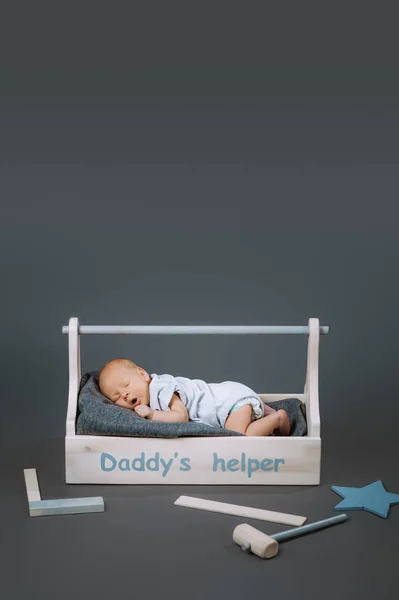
[261,458,273,471]
[241,452,246,472]
[227,458,239,471]
[274,458,285,471]
[248,459,260,478]
[101,452,117,472]
[179,457,191,471]
[132,453,145,471]
[146,453,160,471]
[118,458,131,471]
[160,458,173,477]
[102,451,286,477]
[213,453,226,472]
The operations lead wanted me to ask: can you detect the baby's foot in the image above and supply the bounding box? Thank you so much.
[276,409,290,436]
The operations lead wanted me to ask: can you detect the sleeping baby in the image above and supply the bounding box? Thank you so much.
[98,358,290,436]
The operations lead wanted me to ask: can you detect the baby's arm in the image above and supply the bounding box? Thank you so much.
[135,393,189,423]
[152,393,189,422]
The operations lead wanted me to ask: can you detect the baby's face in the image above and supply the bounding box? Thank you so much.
[99,364,151,410]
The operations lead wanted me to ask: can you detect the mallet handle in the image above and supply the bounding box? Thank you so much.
[272,513,347,543]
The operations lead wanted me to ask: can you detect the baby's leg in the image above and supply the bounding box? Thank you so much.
[224,405,253,434]
[246,410,290,436]
[263,403,277,416]
[224,406,290,436]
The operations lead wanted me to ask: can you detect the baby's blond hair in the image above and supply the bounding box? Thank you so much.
[98,358,138,389]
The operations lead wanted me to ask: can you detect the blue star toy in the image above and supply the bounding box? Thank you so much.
[331,480,399,518]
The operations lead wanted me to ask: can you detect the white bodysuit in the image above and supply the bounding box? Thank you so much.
[149,373,274,428]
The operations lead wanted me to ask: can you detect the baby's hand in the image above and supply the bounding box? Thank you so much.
[134,405,154,419]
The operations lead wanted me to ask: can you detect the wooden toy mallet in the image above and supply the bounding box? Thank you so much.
[233,513,348,559]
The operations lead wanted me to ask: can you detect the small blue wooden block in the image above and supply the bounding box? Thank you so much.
[29,497,105,517]
[331,480,399,518]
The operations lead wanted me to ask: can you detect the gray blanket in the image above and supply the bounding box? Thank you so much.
[76,371,307,437]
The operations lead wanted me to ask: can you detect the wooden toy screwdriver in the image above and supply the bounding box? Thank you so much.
[233,513,348,559]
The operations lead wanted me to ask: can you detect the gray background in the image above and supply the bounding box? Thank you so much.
[1,3,398,599]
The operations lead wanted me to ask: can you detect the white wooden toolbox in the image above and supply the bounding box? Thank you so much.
[64,318,328,485]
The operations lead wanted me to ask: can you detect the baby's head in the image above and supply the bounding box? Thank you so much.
[98,358,151,410]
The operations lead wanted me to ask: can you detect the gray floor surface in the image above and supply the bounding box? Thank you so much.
[2,427,398,600]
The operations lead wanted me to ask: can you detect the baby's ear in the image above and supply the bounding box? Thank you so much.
[137,366,150,381]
